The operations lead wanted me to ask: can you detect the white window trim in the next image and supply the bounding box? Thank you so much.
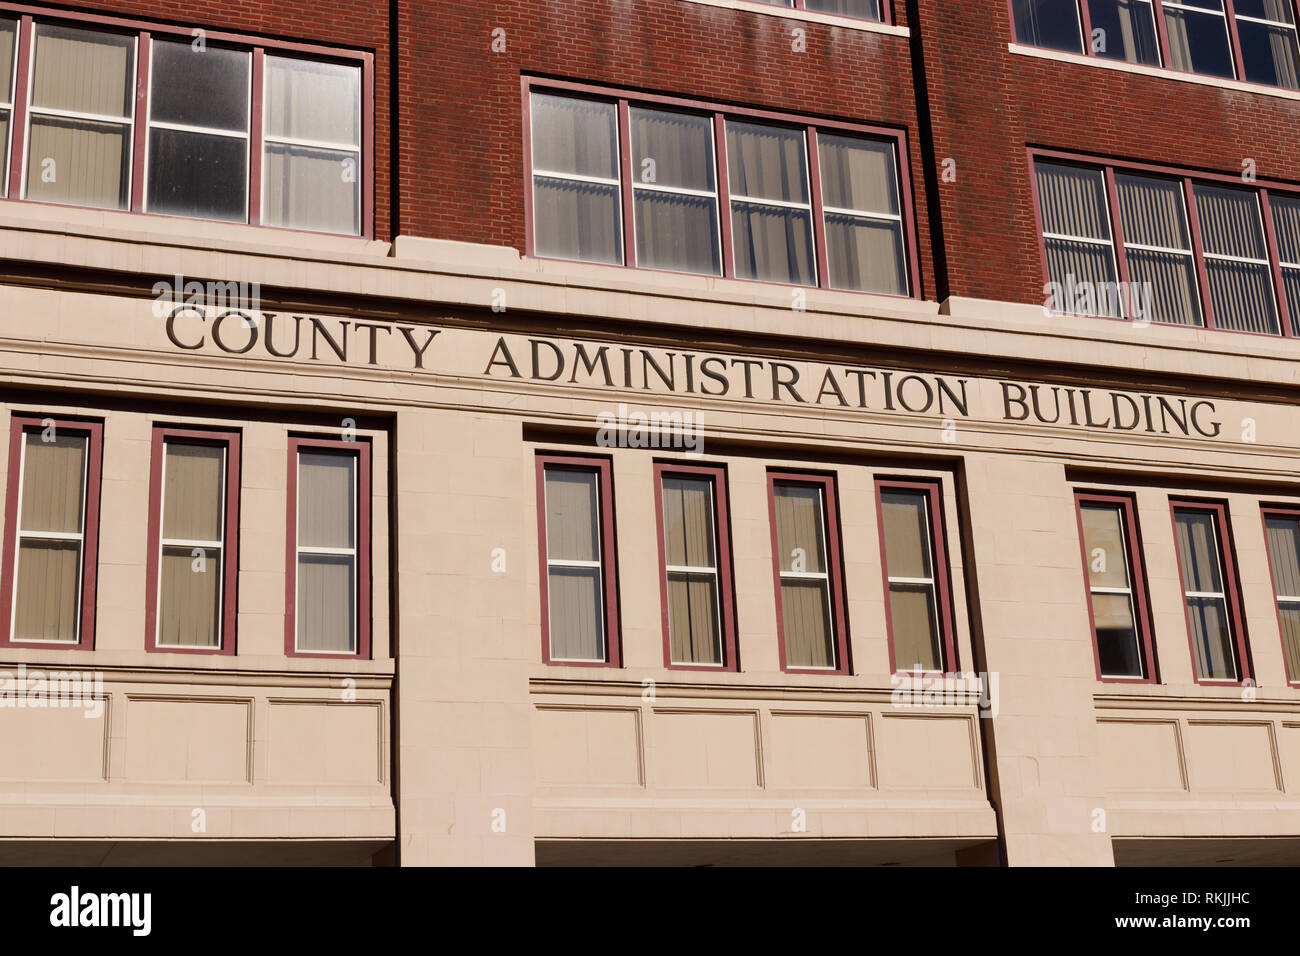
[294,448,359,655]
[678,0,908,36]
[542,466,608,664]
[154,440,227,650]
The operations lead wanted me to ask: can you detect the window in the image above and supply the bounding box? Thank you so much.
[526,83,915,296]
[768,473,850,673]
[536,455,619,666]
[1033,153,1298,336]
[1013,0,1300,88]
[1074,493,1156,680]
[1171,501,1249,683]
[145,427,239,653]
[747,0,886,21]
[286,437,370,657]
[0,416,102,649]
[654,463,737,669]
[876,479,955,673]
[1261,507,1300,684]
[0,9,369,235]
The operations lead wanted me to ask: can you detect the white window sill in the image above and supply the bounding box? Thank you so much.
[682,0,909,36]
[1008,42,1300,102]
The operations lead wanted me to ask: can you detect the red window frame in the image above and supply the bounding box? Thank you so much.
[144,425,241,655]
[0,1,374,237]
[1009,0,1300,90]
[711,0,893,25]
[1029,147,1298,338]
[1259,504,1300,687]
[535,453,621,668]
[1072,491,1158,683]
[521,76,922,299]
[653,461,739,671]
[285,435,371,660]
[874,477,957,675]
[1168,498,1251,685]
[766,470,851,674]
[0,414,103,650]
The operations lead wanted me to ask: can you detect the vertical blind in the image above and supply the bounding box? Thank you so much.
[1115,173,1202,325]
[630,107,720,276]
[727,121,815,286]
[297,450,357,653]
[0,19,15,192]
[531,93,622,264]
[661,475,722,665]
[1264,515,1300,680]
[1271,193,1300,335]
[14,431,86,643]
[1173,509,1237,680]
[544,468,605,662]
[773,482,835,669]
[1036,162,1121,316]
[1079,503,1143,677]
[1193,184,1279,334]
[880,490,942,671]
[157,442,224,648]
[819,134,907,295]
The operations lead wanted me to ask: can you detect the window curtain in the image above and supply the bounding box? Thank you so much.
[881,491,940,671]
[1013,0,1084,52]
[805,0,883,19]
[662,476,721,664]
[1035,162,1121,315]
[727,121,814,285]
[1194,185,1279,334]
[297,452,356,653]
[14,433,86,642]
[159,443,223,647]
[0,19,14,188]
[1265,516,1300,679]
[1271,194,1300,334]
[1165,2,1236,78]
[532,94,621,264]
[26,24,133,209]
[1088,0,1161,64]
[1080,504,1142,677]
[630,108,719,275]
[545,469,603,661]
[1236,0,1300,88]
[819,135,906,294]
[774,483,833,668]
[1116,174,1202,325]
[1174,511,1235,680]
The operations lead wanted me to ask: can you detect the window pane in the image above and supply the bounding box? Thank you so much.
[531,93,617,179]
[1115,172,1203,324]
[20,432,86,534]
[635,192,721,275]
[731,203,815,284]
[0,110,9,190]
[150,40,249,132]
[880,490,933,579]
[263,143,360,234]
[26,116,129,209]
[1238,18,1300,88]
[782,579,834,668]
[1195,185,1267,259]
[162,442,223,542]
[1092,591,1142,677]
[0,18,16,103]
[147,128,247,221]
[661,476,716,568]
[297,553,355,652]
[1187,595,1236,679]
[726,121,808,203]
[545,469,599,563]
[1013,0,1084,51]
[1166,4,1236,78]
[1236,0,1295,19]
[1204,258,1279,333]
[889,582,941,671]
[1281,605,1300,682]
[1117,174,1188,248]
[825,216,907,294]
[265,56,360,146]
[773,482,826,574]
[14,539,80,642]
[1174,509,1224,594]
[298,450,355,550]
[1194,185,1278,333]
[31,23,133,117]
[534,177,622,264]
[805,0,883,19]
[819,135,898,215]
[1037,162,1112,240]
[1265,516,1300,596]
[630,108,719,275]
[1087,0,1161,64]
[631,108,714,192]
[1080,504,1130,589]
[1273,194,1300,263]
[667,571,720,664]
[159,544,220,647]
[547,566,604,661]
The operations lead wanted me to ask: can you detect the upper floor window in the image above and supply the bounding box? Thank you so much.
[1013,0,1300,89]
[527,83,915,297]
[752,0,886,22]
[1033,154,1299,337]
[0,7,369,235]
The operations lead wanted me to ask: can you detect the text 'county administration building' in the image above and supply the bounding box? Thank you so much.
[2,0,1300,867]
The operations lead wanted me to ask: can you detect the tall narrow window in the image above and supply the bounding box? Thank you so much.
[1172,502,1248,682]
[1088,0,1162,64]
[146,39,249,222]
[727,120,815,286]
[0,417,102,649]
[1235,0,1300,88]
[768,473,849,673]
[1262,508,1300,684]
[0,18,16,193]
[1035,161,1121,316]
[1193,184,1279,334]
[1271,193,1300,334]
[536,455,619,666]
[819,133,907,295]
[876,479,955,673]
[1013,0,1085,52]
[656,464,736,669]
[1165,0,1237,78]
[263,55,362,235]
[630,107,720,275]
[530,92,622,264]
[25,23,135,208]
[146,428,239,653]
[1116,173,1203,326]
[287,438,370,657]
[1075,493,1155,680]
